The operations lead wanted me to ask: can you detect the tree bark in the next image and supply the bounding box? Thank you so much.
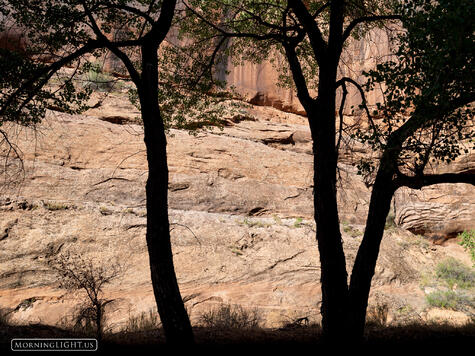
[139,43,194,344]
[347,159,397,340]
[96,304,102,342]
[309,68,349,341]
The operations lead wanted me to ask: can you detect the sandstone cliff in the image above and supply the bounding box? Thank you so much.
[0,91,473,330]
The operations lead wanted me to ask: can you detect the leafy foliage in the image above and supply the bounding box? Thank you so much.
[357,0,474,177]
[0,1,97,126]
[426,290,463,310]
[128,41,246,133]
[435,258,475,290]
[459,230,475,265]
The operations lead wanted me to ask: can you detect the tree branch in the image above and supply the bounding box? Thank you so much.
[144,0,177,46]
[336,76,381,145]
[312,2,330,19]
[388,93,475,149]
[342,15,401,43]
[288,0,327,65]
[183,1,284,42]
[395,170,475,189]
[99,3,155,24]
[0,41,99,118]
[81,0,141,86]
[283,42,313,107]
[336,81,348,158]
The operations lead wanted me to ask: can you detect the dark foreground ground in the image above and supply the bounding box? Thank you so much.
[1,322,474,354]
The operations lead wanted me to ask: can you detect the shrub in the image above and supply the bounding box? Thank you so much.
[435,258,475,289]
[293,218,303,228]
[83,63,117,92]
[342,222,363,237]
[48,252,122,340]
[426,290,462,310]
[199,304,260,329]
[44,202,70,211]
[459,230,475,264]
[123,308,161,333]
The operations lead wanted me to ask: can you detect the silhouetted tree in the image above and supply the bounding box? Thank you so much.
[347,0,474,337]
[183,0,474,341]
[49,252,122,341]
[0,0,209,344]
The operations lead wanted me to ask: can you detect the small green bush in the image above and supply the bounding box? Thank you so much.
[426,290,462,310]
[435,258,475,289]
[45,202,70,211]
[459,230,475,264]
[342,222,363,237]
[293,217,303,228]
[84,63,117,92]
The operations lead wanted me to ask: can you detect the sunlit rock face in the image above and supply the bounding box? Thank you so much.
[97,26,394,114]
[0,17,393,114]
[0,94,473,330]
[217,28,394,115]
[0,17,473,331]
[394,154,475,239]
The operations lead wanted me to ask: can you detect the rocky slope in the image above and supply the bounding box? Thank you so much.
[0,92,473,331]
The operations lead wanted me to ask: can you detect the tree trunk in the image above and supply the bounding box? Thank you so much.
[139,44,194,344]
[347,162,396,340]
[96,304,102,342]
[309,73,349,341]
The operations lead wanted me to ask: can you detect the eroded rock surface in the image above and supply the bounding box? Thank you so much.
[0,98,473,330]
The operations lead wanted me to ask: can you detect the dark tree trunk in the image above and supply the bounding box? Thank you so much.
[309,68,349,341]
[347,160,397,340]
[139,43,194,344]
[95,304,102,342]
[283,2,350,340]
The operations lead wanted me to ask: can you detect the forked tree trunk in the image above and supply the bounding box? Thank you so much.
[347,160,397,340]
[139,44,194,344]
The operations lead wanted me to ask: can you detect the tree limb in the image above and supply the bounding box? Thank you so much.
[0,41,99,118]
[283,42,313,107]
[81,0,142,86]
[336,80,348,157]
[99,3,155,24]
[183,1,284,42]
[395,170,475,189]
[335,76,381,145]
[288,0,327,65]
[342,14,401,43]
[144,0,177,47]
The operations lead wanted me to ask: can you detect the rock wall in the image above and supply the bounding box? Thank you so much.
[220,28,394,115]
[0,95,473,330]
[394,154,475,238]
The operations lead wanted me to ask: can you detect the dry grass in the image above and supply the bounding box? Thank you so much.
[198,304,261,329]
[1,318,474,353]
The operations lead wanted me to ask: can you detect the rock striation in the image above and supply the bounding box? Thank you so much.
[0,93,473,330]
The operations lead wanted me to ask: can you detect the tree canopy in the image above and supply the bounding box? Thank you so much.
[358,0,474,183]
